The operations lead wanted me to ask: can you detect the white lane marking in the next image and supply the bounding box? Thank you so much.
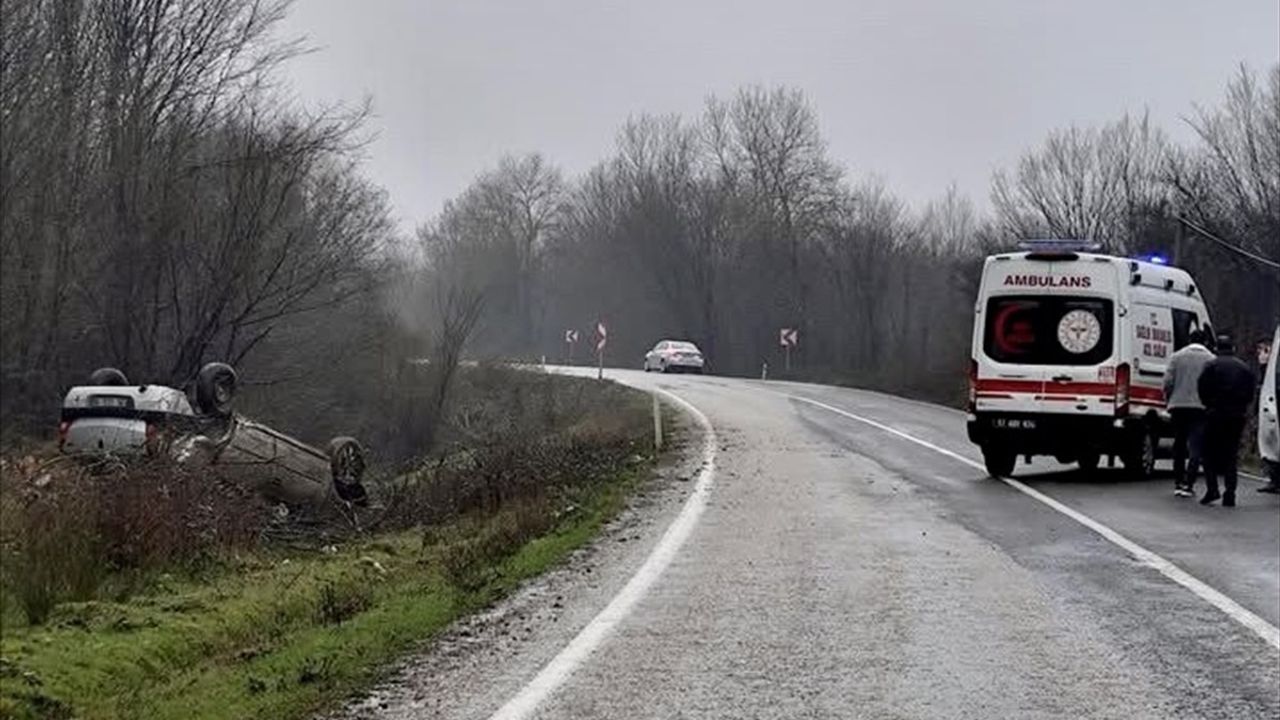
[787,393,1280,652]
[489,388,718,720]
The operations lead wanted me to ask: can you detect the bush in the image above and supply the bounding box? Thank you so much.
[426,498,559,590]
[0,455,267,625]
[314,577,373,625]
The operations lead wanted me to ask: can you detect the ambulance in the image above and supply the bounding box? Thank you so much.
[966,241,1212,478]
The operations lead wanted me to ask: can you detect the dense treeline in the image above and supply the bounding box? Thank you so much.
[423,68,1279,402]
[1,0,1275,442]
[0,0,397,437]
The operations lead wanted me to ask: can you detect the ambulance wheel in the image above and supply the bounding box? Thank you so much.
[983,447,1016,479]
[1077,452,1100,472]
[1123,429,1157,479]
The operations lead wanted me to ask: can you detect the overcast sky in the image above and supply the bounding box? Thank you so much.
[278,0,1279,233]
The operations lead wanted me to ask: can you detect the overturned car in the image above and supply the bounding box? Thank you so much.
[58,363,368,507]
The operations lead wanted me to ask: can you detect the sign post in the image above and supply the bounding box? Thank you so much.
[564,329,579,364]
[779,328,798,372]
[596,321,608,380]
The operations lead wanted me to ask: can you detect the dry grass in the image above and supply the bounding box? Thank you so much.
[0,455,267,626]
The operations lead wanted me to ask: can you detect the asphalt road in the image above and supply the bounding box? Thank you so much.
[339,368,1280,720]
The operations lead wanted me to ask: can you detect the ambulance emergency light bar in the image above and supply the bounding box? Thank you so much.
[1015,239,1104,253]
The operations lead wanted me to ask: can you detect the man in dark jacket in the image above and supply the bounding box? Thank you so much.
[1197,336,1257,506]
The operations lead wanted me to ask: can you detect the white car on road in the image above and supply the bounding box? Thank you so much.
[643,340,706,374]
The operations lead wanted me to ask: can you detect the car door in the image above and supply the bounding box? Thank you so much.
[646,342,665,369]
[1129,303,1176,412]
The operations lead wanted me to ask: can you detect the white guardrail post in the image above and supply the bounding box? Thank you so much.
[652,392,663,451]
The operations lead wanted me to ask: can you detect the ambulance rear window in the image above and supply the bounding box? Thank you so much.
[984,296,1114,365]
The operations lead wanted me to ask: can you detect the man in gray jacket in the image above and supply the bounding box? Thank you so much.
[1164,329,1215,497]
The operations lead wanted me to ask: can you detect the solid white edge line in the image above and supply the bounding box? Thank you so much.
[488,388,717,720]
[786,393,1280,652]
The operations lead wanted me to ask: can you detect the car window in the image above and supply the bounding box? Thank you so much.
[984,296,1114,366]
[671,342,698,352]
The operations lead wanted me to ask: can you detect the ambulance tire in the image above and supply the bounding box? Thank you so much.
[982,446,1016,479]
[1076,452,1100,473]
[1122,428,1157,480]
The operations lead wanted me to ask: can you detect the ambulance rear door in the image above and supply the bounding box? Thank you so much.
[976,254,1121,420]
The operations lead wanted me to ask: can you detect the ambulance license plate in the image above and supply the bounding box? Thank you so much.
[993,418,1037,430]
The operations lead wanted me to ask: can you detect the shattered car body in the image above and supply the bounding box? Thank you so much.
[59,364,368,507]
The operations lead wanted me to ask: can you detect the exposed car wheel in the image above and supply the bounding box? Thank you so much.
[1122,427,1157,479]
[328,436,367,505]
[88,367,129,386]
[1077,452,1100,472]
[195,362,238,416]
[983,446,1016,478]
[661,362,670,374]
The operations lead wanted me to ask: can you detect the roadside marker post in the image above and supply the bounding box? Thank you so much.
[564,329,580,364]
[595,322,608,380]
[652,393,663,451]
[779,328,798,372]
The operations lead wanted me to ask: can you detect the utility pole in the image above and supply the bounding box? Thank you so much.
[1174,219,1186,266]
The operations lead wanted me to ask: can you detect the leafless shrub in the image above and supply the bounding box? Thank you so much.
[314,577,373,626]
[425,498,558,591]
[0,454,268,624]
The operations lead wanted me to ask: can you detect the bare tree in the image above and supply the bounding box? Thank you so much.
[0,0,394,435]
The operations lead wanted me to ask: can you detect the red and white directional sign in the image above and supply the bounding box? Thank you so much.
[565,329,580,343]
[596,322,608,351]
[780,328,798,347]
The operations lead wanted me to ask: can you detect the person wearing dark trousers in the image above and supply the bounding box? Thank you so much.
[1164,329,1214,497]
[1197,336,1257,507]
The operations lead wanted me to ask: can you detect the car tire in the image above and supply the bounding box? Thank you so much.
[195,362,238,417]
[89,367,129,386]
[328,436,367,505]
[983,446,1016,478]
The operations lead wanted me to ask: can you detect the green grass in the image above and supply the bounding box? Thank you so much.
[0,465,646,720]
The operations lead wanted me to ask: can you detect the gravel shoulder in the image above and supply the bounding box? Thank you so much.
[329,400,710,720]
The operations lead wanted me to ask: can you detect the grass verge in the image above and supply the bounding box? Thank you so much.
[0,460,646,720]
[1,368,660,720]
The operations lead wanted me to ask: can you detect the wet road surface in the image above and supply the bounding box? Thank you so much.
[338,369,1280,720]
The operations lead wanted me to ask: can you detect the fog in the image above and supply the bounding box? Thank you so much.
[277,0,1280,229]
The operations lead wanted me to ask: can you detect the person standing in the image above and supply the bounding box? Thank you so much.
[1164,329,1214,497]
[1197,336,1257,507]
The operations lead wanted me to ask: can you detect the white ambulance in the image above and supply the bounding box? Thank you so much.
[966,241,1212,478]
